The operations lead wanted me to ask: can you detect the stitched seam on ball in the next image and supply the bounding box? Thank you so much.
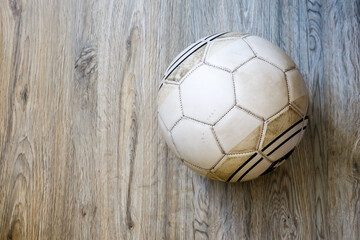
[183,159,210,171]
[164,40,210,80]
[169,131,182,158]
[170,116,183,132]
[182,116,212,127]
[224,150,258,157]
[202,42,211,62]
[285,66,297,73]
[256,56,285,72]
[259,152,274,163]
[242,37,257,56]
[203,61,232,73]
[290,103,305,118]
[158,114,181,157]
[261,116,307,155]
[159,79,178,90]
[288,105,304,120]
[210,155,227,172]
[242,36,297,72]
[265,104,290,121]
[231,73,237,106]
[209,153,226,170]
[235,105,264,121]
[208,172,223,181]
[177,85,184,116]
[163,80,180,86]
[211,127,226,154]
[257,121,267,151]
[232,56,257,73]
[291,94,309,115]
[211,151,258,172]
[284,72,291,104]
[178,62,203,85]
[158,112,170,131]
[212,104,236,126]
[284,65,297,72]
[215,151,262,182]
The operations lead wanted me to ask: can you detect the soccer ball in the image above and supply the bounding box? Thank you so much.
[157,32,309,182]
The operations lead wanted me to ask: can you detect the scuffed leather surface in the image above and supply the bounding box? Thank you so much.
[157,32,309,182]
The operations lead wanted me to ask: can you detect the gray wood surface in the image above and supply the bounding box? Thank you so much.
[0,0,359,239]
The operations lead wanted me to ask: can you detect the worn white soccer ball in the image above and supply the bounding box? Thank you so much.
[157,32,309,182]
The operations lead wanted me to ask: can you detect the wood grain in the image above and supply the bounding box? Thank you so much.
[0,0,359,239]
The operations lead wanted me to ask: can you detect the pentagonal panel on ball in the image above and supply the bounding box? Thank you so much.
[244,36,296,71]
[157,83,183,130]
[234,58,288,120]
[214,107,263,154]
[171,118,224,169]
[205,38,255,71]
[180,65,234,125]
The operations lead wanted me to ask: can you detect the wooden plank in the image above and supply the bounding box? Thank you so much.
[0,0,359,239]
[323,1,360,239]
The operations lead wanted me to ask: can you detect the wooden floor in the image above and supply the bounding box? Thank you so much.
[0,0,359,239]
